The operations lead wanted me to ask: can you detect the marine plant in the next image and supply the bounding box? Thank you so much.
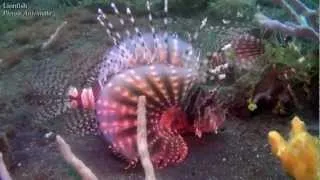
[246,25,318,114]
[247,64,299,114]
[207,0,257,20]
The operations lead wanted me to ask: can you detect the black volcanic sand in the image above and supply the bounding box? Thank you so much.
[0,113,286,179]
[0,6,319,180]
[4,111,319,180]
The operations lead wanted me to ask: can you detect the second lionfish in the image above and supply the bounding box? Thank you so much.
[28,0,264,168]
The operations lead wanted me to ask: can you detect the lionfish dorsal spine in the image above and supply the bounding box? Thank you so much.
[110,2,123,25]
[97,8,118,45]
[113,3,154,63]
[146,0,160,57]
[163,0,168,34]
[192,17,208,42]
[146,0,155,34]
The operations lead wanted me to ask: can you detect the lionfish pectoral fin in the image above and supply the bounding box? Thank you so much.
[107,144,138,169]
[171,134,188,164]
[63,109,100,136]
[148,130,188,168]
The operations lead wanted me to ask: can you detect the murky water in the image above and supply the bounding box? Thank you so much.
[0,0,318,179]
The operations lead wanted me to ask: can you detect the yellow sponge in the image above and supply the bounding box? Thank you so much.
[268,116,320,180]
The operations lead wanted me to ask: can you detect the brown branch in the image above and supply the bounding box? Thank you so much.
[56,135,98,180]
[41,21,68,50]
[137,96,156,180]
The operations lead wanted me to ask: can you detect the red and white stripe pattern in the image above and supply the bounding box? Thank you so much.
[60,2,264,170]
[231,34,264,62]
[207,34,264,78]
[95,64,197,168]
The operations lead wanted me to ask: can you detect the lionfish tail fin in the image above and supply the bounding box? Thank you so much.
[26,46,103,124]
[24,59,70,123]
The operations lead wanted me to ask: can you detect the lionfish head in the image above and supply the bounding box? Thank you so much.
[185,87,226,138]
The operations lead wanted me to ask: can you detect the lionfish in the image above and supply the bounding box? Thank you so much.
[27,0,264,169]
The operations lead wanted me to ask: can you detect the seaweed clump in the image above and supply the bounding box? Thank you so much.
[246,34,318,115]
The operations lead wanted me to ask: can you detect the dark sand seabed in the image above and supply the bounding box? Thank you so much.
[3,109,318,180]
[0,6,319,180]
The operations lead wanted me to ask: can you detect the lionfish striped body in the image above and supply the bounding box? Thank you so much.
[28,0,265,169]
[97,65,199,167]
[65,2,222,166]
[68,30,220,167]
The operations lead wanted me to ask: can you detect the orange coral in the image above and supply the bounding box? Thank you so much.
[268,116,320,180]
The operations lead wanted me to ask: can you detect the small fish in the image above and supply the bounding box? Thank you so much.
[207,34,265,74]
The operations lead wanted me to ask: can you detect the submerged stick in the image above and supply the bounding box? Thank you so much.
[56,135,98,180]
[0,152,12,180]
[137,96,156,180]
[41,21,68,50]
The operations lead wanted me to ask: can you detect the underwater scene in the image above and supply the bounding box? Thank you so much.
[0,0,319,179]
